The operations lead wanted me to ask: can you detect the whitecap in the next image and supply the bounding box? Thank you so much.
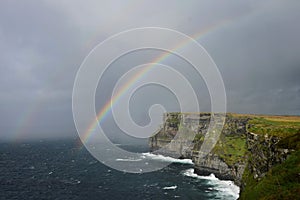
[88,160,97,165]
[29,166,35,170]
[163,185,177,190]
[182,168,240,200]
[116,158,142,162]
[142,153,193,165]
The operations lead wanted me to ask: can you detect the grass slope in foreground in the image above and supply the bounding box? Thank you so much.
[240,114,300,200]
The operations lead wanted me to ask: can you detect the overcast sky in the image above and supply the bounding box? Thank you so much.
[0,0,299,141]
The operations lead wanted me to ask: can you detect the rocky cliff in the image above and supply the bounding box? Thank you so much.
[149,113,300,198]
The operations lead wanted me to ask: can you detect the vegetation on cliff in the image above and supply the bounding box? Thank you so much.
[212,134,247,167]
[248,116,300,137]
[150,113,300,199]
[240,116,300,200]
[209,114,249,167]
[241,147,300,200]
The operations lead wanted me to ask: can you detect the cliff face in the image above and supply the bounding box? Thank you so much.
[245,132,290,180]
[240,132,300,200]
[149,113,294,190]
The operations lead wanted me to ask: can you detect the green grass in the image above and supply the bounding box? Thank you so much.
[212,134,247,166]
[277,133,300,150]
[248,117,300,137]
[240,150,300,200]
[240,130,300,200]
[166,113,181,129]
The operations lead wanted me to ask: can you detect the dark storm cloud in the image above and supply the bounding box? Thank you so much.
[0,0,299,140]
[202,0,300,114]
[0,0,83,140]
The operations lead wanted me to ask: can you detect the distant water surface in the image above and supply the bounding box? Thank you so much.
[0,139,239,200]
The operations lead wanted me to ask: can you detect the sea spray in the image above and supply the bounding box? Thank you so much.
[183,168,240,200]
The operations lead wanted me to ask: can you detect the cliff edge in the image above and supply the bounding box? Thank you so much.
[149,113,300,199]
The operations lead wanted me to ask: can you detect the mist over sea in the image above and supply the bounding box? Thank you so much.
[0,139,239,200]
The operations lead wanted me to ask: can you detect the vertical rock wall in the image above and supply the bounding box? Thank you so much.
[149,113,291,188]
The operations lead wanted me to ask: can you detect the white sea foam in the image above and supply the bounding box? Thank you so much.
[183,168,240,200]
[163,185,177,190]
[142,153,194,165]
[116,158,143,162]
[116,153,193,164]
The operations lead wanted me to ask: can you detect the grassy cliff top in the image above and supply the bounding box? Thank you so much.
[229,113,300,121]
[166,112,300,138]
[247,116,300,138]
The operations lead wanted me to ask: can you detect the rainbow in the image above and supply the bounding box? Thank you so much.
[13,99,42,142]
[11,2,262,143]
[79,20,232,147]
[12,65,72,142]
[11,0,143,142]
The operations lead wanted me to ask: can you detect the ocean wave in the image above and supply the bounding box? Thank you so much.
[115,153,193,164]
[163,185,177,190]
[182,168,240,200]
[142,153,194,165]
[116,158,143,162]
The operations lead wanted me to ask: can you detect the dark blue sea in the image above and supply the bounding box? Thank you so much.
[0,139,239,200]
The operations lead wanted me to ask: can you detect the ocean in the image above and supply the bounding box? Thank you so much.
[0,139,239,200]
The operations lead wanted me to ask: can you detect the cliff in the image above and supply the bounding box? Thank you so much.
[149,113,300,199]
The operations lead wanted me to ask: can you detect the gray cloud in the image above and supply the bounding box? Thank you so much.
[0,0,299,141]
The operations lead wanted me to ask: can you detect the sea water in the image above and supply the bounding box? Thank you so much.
[0,139,239,199]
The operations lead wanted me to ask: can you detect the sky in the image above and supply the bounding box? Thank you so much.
[0,0,299,141]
